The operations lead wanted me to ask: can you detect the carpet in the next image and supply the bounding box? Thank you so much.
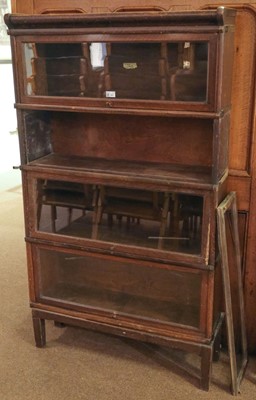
[0,184,255,400]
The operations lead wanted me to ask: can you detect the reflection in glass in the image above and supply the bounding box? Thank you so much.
[36,179,203,255]
[38,247,202,328]
[37,179,97,234]
[24,41,208,101]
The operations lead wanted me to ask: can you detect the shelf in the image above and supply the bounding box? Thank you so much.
[16,102,223,119]
[41,283,200,329]
[37,245,202,329]
[38,211,202,257]
[26,154,214,189]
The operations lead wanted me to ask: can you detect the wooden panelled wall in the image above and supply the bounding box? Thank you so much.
[11,0,256,353]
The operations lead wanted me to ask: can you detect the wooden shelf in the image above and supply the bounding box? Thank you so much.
[15,102,223,119]
[25,153,213,189]
[41,283,200,329]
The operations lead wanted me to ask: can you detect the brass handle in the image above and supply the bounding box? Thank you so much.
[114,6,165,13]
[41,9,85,15]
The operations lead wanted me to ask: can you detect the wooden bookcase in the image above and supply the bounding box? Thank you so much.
[5,8,237,389]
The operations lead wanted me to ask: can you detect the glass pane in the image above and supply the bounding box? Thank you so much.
[24,41,208,102]
[36,179,203,255]
[38,247,202,328]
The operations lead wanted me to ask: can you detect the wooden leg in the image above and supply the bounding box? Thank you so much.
[68,207,72,225]
[51,205,57,232]
[200,346,212,391]
[32,317,46,348]
[91,222,98,239]
[213,328,222,362]
[37,201,42,229]
[108,213,113,226]
[158,193,170,249]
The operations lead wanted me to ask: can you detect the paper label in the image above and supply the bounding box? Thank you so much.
[123,63,138,70]
[183,61,191,69]
[106,91,116,98]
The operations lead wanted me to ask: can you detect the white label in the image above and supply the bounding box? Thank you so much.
[123,62,138,69]
[183,61,191,69]
[184,42,190,48]
[106,91,116,98]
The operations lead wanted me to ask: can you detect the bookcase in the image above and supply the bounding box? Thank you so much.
[5,7,236,390]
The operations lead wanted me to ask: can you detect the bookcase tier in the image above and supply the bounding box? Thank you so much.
[26,154,214,188]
